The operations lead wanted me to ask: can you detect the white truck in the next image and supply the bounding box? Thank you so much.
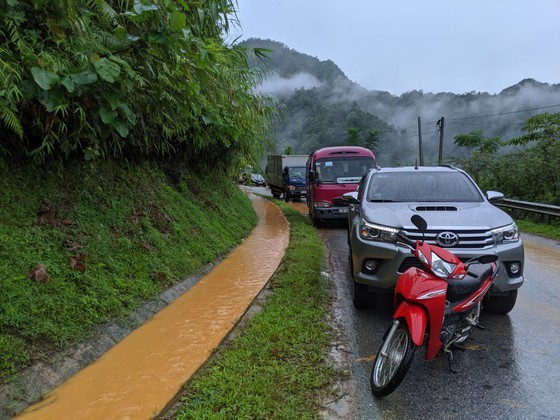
[265,155,309,201]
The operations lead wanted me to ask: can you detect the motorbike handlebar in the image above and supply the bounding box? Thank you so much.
[396,231,416,248]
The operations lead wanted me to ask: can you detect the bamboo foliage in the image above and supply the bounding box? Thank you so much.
[0,0,273,168]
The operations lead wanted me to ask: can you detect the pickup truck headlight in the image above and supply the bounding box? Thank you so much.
[359,219,399,242]
[491,223,520,244]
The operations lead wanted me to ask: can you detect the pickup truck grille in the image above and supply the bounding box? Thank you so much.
[332,198,348,207]
[400,228,494,249]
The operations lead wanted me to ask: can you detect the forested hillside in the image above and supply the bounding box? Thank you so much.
[0,1,271,395]
[241,38,560,167]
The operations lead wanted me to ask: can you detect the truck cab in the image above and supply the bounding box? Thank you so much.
[265,155,309,201]
[306,146,376,226]
[281,166,307,201]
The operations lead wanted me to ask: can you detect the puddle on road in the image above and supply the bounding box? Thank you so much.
[19,194,289,419]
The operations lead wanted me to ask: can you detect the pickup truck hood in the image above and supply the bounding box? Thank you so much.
[361,201,514,230]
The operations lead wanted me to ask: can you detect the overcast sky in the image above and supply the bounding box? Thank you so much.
[231,0,560,95]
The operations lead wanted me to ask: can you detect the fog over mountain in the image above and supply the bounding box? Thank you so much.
[243,39,560,166]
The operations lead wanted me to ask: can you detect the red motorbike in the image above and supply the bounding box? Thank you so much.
[370,215,499,397]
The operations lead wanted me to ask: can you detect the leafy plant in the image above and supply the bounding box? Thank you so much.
[451,113,560,205]
[0,0,273,173]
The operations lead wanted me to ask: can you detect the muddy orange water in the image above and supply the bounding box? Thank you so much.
[20,193,289,419]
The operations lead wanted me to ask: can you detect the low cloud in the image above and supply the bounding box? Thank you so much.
[257,71,322,95]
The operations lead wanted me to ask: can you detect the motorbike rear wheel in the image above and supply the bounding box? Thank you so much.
[370,320,416,397]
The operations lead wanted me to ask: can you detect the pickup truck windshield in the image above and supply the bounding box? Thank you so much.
[316,157,375,183]
[367,171,484,202]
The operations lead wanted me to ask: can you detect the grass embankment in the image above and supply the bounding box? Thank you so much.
[170,201,337,419]
[516,219,560,240]
[0,159,257,383]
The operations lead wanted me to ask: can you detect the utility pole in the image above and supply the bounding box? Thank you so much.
[437,116,445,165]
[417,116,424,165]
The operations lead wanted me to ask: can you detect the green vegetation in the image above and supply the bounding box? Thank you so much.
[172,201,336,419]
[0,1,275,384]
[241,38,560,170]
[516,219,560,240]
[453,113,560,205]
[1,1,272,171]
[0,159,257,383]
[271,88,396,156]
[0,4,557,411]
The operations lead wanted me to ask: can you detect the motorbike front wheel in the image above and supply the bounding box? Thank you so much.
[370,320,416,397]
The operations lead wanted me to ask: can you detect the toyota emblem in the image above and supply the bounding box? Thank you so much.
[436,231,460,247]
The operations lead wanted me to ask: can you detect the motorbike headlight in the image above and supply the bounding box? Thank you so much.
[491,223,520,244]
[430,252,457,279]
[359,219,399,243]
[417,249,429,267]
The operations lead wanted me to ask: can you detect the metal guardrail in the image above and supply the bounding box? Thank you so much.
[497,198,560,218]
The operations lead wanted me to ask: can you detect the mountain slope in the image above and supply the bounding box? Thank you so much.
[241,38,560,165]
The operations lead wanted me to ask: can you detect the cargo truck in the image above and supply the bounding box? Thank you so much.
[265,155,309,201]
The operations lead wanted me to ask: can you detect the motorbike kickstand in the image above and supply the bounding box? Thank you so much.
[445,349,459,374]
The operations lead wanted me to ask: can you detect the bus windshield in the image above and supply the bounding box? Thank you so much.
[315,157,375,183]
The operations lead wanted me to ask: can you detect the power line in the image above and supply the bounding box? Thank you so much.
[375,103,560,137]
[446,103,560,122]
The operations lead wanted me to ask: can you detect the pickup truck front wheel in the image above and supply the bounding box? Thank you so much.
[353,280,370,308]
[483,290,518,314]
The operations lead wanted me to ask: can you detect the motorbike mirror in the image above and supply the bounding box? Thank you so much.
[411,215,427,233]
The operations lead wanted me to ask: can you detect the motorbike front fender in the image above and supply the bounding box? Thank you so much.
[393,301,427,347]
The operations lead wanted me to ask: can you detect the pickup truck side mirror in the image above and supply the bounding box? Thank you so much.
[486,190,505,204]
[342,191,359,205]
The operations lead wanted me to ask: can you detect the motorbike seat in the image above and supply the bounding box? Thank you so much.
[446,263,493,303]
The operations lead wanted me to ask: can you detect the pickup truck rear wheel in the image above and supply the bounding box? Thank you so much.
[483,290,518,314]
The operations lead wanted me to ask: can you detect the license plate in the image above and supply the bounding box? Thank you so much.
[338,208,349,214]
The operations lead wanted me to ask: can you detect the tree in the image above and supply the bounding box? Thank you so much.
[503,113,560,203]
[0,0,273,172]
[365,129,380,152]
[346,127,361,146]
[453,130,502,187]
[510,112,560,146]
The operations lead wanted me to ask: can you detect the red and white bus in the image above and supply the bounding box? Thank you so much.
[306,146,377,226]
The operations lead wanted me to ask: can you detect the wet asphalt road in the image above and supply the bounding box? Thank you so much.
[319,220,560,420]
